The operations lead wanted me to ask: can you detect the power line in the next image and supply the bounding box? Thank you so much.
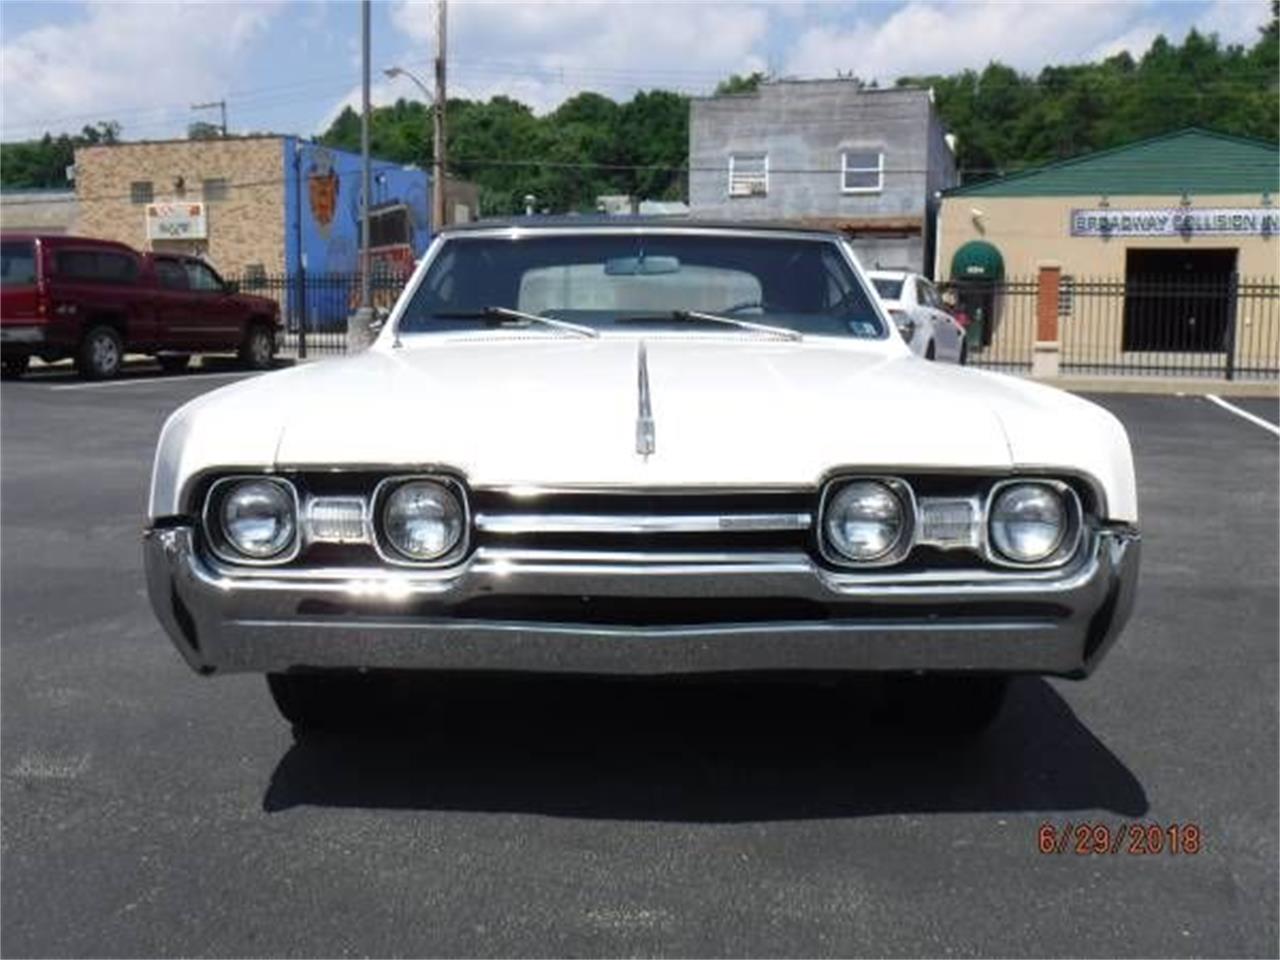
[3,56,1276,138]
[4,151,1276,207]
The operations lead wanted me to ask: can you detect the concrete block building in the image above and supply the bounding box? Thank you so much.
[688,81,958,274]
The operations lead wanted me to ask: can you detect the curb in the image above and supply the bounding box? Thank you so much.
[1030,376,1279,398]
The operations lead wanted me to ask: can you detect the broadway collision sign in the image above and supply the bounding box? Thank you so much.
[1070,207,1279,237]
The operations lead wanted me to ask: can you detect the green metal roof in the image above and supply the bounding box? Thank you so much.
[946,128,1279,197]
[950,240,1005,279]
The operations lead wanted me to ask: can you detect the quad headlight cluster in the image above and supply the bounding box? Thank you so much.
[203,475,468,566]
[820,476,1082,569]
[203,472,1081,572]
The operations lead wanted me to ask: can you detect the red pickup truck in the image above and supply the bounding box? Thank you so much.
[0,233,282,379]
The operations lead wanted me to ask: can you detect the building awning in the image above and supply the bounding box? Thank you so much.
[951,240,1004,280]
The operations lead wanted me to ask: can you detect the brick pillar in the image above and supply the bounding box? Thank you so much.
[1032,261,1061,378]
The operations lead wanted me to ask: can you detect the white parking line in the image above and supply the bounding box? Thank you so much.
[1205,394,1280,438]
[48,371,258,392]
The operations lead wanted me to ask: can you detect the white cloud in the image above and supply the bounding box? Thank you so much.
[1,1,282,140]
[385,0,770,113]
[782,2,1144,82]
[780,0,1276,84]
[1196,0,1274,45]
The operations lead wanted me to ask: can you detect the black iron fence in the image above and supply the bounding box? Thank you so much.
[942,277,1040,372]
[240,271,412,356]
[247,270,1279,379]
[942,274,1279,380]
[1061,276,1278,379]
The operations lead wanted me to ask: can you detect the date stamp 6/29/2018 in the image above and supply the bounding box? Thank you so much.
[1038,823,1203,856]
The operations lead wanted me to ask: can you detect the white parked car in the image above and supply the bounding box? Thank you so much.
[868,269,967,363]
[144,221,1140,735]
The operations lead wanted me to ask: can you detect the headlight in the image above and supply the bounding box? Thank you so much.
[823,480,910,562]
[380,480,465,561]
[219,479,297,559]
[988,483,1066,563]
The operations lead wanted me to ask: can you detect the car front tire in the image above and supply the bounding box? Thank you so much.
[895,675,1010,737]
[239,324,275,370]
[77,326,124,380]
[267,672,385,734]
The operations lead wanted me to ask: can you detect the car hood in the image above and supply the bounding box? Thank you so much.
[150,334,1137,520]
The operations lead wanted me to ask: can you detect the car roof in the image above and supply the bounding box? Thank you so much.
[440,216,846,241]
[866,269,914,280]
[0,232,136,252]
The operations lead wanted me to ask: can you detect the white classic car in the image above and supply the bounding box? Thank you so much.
[144,221,1140,734]
[868,268,968,363]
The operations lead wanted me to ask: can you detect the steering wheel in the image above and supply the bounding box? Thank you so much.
[719,300,767,315]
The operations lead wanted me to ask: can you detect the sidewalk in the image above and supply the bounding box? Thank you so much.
[1030,374,1278,397]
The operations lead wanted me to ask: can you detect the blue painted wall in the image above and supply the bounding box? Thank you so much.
[282,137,431,274]
[281,138,431,329]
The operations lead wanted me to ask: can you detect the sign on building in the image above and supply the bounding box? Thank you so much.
[145,201,208,240]
[1070,207,1279,238]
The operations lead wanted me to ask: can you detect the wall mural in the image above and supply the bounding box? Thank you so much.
[287,139,432,327]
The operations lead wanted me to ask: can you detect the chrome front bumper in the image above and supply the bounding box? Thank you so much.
[143,526,1139,678]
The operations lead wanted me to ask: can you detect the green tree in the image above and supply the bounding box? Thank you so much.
[714,72,766,96]
[188,121,223,140]
[301,15,1278,205]
[1,121,122,188]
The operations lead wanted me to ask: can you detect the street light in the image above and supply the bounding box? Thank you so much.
[384,65,432,101]
[385,65,445,231]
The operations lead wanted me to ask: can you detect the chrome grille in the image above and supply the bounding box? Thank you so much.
[468,489,815,554]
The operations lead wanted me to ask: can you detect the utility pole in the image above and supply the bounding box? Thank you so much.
[191,100,227,137]
[433,0,448,232]
[351,0,374,350]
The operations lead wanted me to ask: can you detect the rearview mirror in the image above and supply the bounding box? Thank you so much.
[604,255,680,276]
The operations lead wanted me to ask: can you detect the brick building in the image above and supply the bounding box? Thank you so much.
[75,137,291,277]
[72,136,465,281]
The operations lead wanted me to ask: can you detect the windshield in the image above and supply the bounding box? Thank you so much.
[871,277,904,301]
[398,234,886,339]
[1,240,36,288]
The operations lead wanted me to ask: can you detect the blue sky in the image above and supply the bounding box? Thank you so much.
[1,0,1272,142]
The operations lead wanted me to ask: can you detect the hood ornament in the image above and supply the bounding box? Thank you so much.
[636,341,655,458]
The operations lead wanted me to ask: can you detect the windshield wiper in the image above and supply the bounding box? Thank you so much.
[614,310,803,341]
[429,306,599,339]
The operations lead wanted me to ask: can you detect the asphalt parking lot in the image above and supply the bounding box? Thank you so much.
[2,365,1277,958]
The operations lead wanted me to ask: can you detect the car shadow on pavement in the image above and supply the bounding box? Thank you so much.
[261,675,1148,822]
[16,356,293,382]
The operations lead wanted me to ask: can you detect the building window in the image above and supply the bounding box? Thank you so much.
[130,181,154,204]
[728,153,768,198]
[370,204,412,248]
[841,151,883,193]
[202,178,229,202]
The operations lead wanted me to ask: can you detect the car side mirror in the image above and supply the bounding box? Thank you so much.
[223,280,240,294]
